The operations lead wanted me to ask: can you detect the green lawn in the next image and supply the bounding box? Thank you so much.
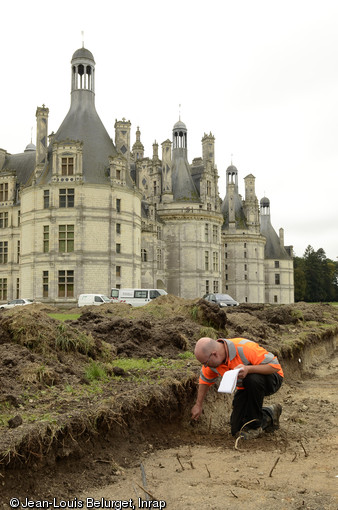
[48,313,81,322]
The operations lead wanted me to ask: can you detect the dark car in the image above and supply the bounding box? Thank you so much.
[203,293,239,307]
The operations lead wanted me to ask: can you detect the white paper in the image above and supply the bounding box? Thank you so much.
[218,368,241,394]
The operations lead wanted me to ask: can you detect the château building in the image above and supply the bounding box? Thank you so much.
[0,46,294,305]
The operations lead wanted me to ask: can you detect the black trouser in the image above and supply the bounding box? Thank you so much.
[230,372,283,436]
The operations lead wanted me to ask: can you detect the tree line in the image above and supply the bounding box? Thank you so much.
[294,245,338,302]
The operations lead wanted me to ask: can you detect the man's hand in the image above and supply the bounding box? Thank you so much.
[191,403,203,420]
[236,364,249,379]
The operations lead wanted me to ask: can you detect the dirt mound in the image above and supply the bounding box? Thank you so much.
[70,297,227,359]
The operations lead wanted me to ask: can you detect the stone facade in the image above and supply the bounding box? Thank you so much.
[0,46,294,305]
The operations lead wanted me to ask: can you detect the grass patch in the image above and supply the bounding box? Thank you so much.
[54,323,94,355]
[48,313,81,321]
[177,351,194,360]
[85,361,107,381]
[111,357,173,372]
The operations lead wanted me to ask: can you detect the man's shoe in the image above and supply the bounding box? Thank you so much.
[264,403,282,431]
[239,426,263,440]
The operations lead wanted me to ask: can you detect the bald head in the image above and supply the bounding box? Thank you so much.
[194,337,228,368]
[194,337,218,362]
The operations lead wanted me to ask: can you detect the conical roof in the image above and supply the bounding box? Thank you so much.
[260,204,291,259]
[40,47,134,187]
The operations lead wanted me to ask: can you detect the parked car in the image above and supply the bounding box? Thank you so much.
[0,298,35,310]
[77,294,112,307]
[203,293,239,307]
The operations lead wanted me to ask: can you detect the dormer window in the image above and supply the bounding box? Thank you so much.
[0,183,8,202]
[62,157,74,176]
[52,141,83,181]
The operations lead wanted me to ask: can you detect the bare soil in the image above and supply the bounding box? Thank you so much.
[0,297,337,509]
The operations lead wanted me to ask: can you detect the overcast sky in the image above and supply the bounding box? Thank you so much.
[1,0,337,260]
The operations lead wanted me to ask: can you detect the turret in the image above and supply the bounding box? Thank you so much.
[35,105,49,172]
[132,126,144,161]
[202,132,215,167]
[115,118,131,164]
[171,119,199,202]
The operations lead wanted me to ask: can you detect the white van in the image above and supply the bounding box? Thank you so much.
[110,288,167,307]
[78,294,111,307]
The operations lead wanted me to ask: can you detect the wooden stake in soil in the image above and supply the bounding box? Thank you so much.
[140,463,150,501]
[269,456,280,477]
[299,439,309,457]
[135,482,157,501]
[176,453,185,471]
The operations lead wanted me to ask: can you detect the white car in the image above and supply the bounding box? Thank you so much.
[0,298,35,310]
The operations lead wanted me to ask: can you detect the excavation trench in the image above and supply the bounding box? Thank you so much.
[0,300,337,509]
[1,333,337,510]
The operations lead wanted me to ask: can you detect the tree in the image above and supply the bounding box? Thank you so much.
[294,245,338,302]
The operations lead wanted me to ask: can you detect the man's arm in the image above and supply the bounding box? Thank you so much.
[191,383,210,420]
[236,363,279,379]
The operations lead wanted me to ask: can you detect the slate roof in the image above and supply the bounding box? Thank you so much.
[0,150,36,186]
[260,214,291,259]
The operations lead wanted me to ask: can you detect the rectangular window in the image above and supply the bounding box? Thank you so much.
[0,183,9,202]
[17,240,20,263]
[43,271,49,298]
[0,212,8,228]
[59,188,74,208]
[62,157,74,176]
[0,278,7,300]
[43,226,49,253]
[116,243,121,254]
[205,251,209,270]
[18,210,20,226]
[116,169,121,180]
[206,180,211,196]
[244,251,247,258]
[116,198,121,213]
[274,295,278,303]
[274,261,280,268]
[213,251,219,271]
[157,248,162,269]
[275,274,280,285]
[205,223,209,242]
[44,190,50,209]
[244,264,247,271]
[59,225,74,252]
[116,265,121,277]
[116,223,121,234]
[16,278,20,299]
[213,280,219,293]
[141,249,147,262]
[0,241,8,264]
[58,270,74,298]
[205,280,209,294]
[153,181,158,195]
[212,225,218,243]
[157,227,162,240]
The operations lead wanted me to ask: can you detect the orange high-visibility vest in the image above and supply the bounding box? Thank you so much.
[199,337,284,389]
